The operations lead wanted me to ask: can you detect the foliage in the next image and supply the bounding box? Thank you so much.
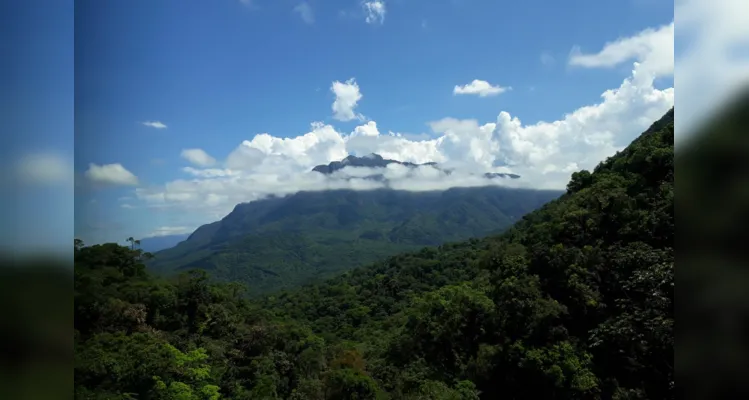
[147,187,561,295]
[75,109,673,399]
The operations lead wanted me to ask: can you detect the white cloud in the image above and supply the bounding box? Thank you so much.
[14,152,73,185]
[453,80,511,97]
[293,2,314,24]
[569,22,674,79]
[181,148,217,167]
[182,166,239,178]
[133,59,672,216]
[85,163,139,186]
[128,22,680,230]
[331,78,365,121]
[363,1,386,25]
[142,121,167,129]
[674,0,749,139]
[146,226,194,238]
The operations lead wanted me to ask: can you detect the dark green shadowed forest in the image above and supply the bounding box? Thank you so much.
[74,109,673,399]
[147,186,562,296]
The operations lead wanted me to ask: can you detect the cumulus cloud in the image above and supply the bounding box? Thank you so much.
[142,121,167,129]
[127,21,680,225]
[133,63,672,217]
[569,22,674,79]
[181,148,216,167]
[453,80,510,97]
[331,78,365,121]
[85,163,139,186]
[293,2,314,24]
[363,1,386,25]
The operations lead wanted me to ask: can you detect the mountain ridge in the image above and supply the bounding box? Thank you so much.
[311,153,520,180]
[149,185,562,294]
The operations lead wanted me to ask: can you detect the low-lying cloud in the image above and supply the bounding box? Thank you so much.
[127,22,677,223]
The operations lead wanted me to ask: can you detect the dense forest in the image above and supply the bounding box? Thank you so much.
[74,109,673,399]
[148,186,561,295]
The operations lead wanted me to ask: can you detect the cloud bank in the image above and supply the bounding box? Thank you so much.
[119,21,682,226]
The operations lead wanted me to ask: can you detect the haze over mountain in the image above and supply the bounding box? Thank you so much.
[137,233,190,253]
[148,184,562,294]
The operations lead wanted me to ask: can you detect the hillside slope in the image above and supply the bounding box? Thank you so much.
[148,186,562,295]
[310,153,520,180]
[260,107,675,398]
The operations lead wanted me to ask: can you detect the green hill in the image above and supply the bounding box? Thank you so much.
[260,108,675,398]
[74,109,673,399]
[148,186,562,295]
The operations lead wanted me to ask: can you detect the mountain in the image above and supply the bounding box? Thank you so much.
[311,153,520,180]
[259,107,675,398]
[74,109,674,399]
[310,153,435,174]
[137,233,190,253]
[148,185,562,295]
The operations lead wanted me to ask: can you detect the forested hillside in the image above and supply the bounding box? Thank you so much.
[74,109,673,399]
[148,186,561,295]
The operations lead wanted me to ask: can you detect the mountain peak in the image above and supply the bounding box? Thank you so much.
[311,154,520,180]
[341,153,384,165]
[312,153,397,173]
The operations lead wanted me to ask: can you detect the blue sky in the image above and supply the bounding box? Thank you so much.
[5,0,688,249]
[3,1,74,256]
[68,0,678,244]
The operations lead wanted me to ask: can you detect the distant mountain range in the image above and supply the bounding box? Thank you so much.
[148,185,561,295]
[138,234,190,253]
[311,153,520,180]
